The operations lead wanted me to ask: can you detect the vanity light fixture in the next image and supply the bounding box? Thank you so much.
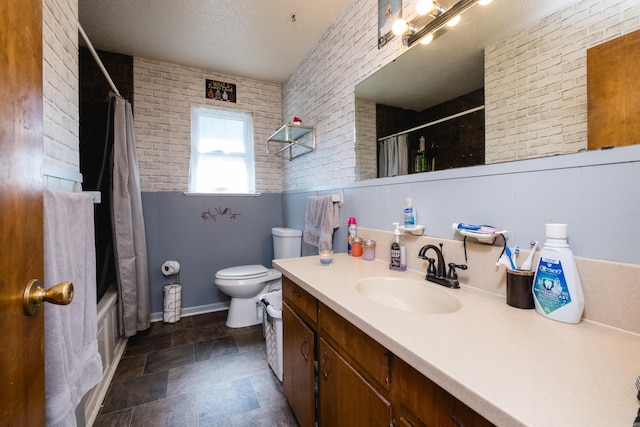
[446,14,461,27]
[419,33,434,45]
[415,0,446,17]
[392,0,490,47]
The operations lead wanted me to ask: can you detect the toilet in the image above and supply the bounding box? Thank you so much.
[215,227,302,328]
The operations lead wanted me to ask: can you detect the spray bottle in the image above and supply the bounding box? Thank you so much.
[347,217,357,255]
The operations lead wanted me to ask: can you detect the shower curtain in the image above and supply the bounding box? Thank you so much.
[111,94,150,337]
[378,134,409,178]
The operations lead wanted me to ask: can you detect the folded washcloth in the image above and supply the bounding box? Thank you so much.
[303,195,339,248]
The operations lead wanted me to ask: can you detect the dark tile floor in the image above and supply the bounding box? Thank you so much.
[94,311,299,427]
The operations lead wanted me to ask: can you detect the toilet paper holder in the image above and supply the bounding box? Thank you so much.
[162,260,181,276]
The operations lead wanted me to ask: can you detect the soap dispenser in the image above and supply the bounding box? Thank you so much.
[389,223,406,271]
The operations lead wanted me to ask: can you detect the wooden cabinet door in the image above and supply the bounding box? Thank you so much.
[318,303,391,394]
[318,337,392,427]
[588,29,640,149]
[392,357,494,427]
[283,302,316,427]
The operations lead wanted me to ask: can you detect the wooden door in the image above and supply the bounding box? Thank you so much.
[283,303,316,427]
[587,29,640,149]
[317,337,392,427]
[0,0,46,425]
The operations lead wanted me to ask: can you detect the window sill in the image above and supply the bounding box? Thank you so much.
[182,192,262,197]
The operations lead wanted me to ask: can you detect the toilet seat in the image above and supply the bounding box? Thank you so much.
[214,265,282,287]
[215,264,268,280]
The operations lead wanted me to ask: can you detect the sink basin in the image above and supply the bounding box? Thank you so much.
[356,277,462,314]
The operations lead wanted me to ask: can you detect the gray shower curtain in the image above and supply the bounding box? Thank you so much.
[378,134,409,177]
[111,95,150,337]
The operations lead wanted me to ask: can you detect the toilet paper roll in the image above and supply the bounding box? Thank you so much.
[161,260,181,276]
[163,284,182,323]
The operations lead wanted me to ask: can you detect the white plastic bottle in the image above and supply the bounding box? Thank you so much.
[532,223,584,324]
[403,198,416,227]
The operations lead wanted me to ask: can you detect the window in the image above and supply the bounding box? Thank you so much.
[189,106,255,193]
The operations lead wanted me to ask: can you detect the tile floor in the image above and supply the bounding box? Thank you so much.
[93,311,299,427]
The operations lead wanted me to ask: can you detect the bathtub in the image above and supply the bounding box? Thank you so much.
[82,288,127,426]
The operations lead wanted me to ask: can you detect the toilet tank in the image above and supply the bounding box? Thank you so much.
[272,227,302,259]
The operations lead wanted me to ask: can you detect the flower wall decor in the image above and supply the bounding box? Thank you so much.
[201,207,242,222]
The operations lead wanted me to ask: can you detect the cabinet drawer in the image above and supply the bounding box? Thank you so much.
[283,277,317,325]
[318,302,391,394]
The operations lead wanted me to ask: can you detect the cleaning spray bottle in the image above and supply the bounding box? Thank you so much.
[532,223,584,324]
[389,223,406,271]
[347,217,357,255]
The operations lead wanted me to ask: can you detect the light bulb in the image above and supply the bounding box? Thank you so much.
[447,15,461,27]
[478,0,492,4]
[419,33,434,45]
[392,18,409,36]
[416,0,435,16]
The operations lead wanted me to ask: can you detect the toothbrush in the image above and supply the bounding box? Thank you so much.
[520,240,538,271]
[495,254,513,270]
[512,245,520,268]
[503,246,518,270]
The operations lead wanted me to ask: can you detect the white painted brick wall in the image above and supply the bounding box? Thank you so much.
[485,0,640,163]
[282,0,413,191]
[355,98,377,181]
[134,58,283,192]
[43,0,80,191]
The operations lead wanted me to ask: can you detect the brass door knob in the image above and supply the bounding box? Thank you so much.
[23,279,74,316]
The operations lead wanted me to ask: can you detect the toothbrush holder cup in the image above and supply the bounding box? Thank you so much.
[506,269,535,309]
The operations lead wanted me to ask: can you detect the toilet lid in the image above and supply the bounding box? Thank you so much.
[216,264,268,280]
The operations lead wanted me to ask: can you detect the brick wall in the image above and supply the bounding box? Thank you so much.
[355,98,377,181]
[43,0,81,190]
[282,0,411,191]
[133,58,283,193]
[485,0,640,163]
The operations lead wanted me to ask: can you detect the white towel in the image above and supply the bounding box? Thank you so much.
[44,189,103,427]
[303,195,339,248]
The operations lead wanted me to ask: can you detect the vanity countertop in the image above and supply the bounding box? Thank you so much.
[273,253,640,426]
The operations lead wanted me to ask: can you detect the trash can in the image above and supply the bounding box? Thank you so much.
[259,290,283,382]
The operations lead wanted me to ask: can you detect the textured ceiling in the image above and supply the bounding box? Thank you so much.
[78,0,350,83]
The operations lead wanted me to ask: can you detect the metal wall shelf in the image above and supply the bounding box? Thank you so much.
[266,124,316,160]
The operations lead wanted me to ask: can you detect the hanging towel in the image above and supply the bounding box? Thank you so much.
[303,195,339,248]
[44,189,103,427]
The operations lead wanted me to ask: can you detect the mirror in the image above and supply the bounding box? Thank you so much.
[354,0,584,179]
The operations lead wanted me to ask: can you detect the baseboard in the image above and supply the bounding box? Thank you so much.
[150,301,230,323]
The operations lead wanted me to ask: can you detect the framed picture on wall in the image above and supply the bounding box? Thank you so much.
[206,79,236,103]
[378,0,402,48]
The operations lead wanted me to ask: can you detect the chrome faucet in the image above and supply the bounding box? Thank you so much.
[418,243,467,289]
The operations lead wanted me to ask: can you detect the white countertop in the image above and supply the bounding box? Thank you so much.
[273,253,640,426]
